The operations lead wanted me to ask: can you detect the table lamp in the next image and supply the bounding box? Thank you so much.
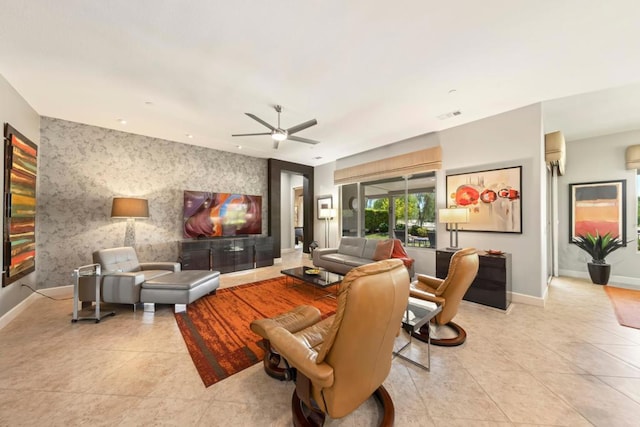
[111,197,149,247]
[439,207,469,250]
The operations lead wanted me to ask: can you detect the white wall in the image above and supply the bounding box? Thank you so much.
[280,173,303,250]
[314,162,338,248]
[558,130,640,288]
[319,104,547,302]
[0,74,40,318]
[438,104,547,301]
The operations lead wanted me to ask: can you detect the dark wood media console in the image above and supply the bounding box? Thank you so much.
[436,249,512,310]
[180,236,274,273]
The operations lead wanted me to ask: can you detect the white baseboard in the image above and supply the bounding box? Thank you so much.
[511,291,546,307]
[0,285,74,330]
[559,269,640,290]
[38,284,73,298]
[0,292,37,330]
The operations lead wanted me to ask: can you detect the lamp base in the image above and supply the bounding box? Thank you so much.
[445,247,462,251]
[124,218,136,247]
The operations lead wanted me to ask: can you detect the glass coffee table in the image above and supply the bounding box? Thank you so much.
[394,296,442,371]
[280,267,343,299]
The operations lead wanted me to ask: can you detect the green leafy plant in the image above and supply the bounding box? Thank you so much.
[572,232,625,264]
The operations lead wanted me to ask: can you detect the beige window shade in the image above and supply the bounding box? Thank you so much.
[625,145,640,169]
[334,146,442,185]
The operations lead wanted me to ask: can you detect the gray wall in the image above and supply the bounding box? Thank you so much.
[0,75,40,318]
[38,117,268,289]
[558,129,640,288]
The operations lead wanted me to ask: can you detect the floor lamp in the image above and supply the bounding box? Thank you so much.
[439,207,469,250]
[319,208,336,248]
[111,197,149,247]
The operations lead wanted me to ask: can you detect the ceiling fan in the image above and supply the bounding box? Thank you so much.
[232,105,320,149]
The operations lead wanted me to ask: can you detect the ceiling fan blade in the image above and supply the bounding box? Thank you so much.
[232,132,272,137]
[286,119,317,135]
[273,140,280,150]
[288,135,320,145]
[245,113,275,130]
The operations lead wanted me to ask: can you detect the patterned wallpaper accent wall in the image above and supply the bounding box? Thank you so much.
[39,117,268,288]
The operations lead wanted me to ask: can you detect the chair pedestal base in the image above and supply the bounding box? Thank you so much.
[291,385,394,427]
[261,339,295,381]
[411,321,467,347]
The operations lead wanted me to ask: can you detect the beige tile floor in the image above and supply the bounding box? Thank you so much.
[1,249,639,426]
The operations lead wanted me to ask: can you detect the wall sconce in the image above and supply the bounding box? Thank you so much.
[625,145,640,169]
[318,208,336,248]
[111,197,149,247]
[439,207,469,250]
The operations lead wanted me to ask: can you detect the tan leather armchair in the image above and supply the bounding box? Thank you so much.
[410,247,479,346]
[266,259,410,426]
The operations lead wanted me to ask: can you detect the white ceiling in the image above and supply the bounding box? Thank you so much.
[2,1,640,165]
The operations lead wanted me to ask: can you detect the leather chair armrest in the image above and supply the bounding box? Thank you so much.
[268,327,334,388]
[139,262,181,272]
[414,274,442,293]
[410,288,446,306]
[101,272,145,304]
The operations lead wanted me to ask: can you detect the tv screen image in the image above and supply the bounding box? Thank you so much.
[183,190,262,238]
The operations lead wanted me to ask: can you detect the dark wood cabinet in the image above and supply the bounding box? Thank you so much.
[180,236,274,273]
[436,249,511,310]
[255,237,275,268]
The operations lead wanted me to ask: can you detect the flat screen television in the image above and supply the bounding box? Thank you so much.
[183,190,262,238]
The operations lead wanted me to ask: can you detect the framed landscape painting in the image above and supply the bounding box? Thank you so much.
[569,180,626,243]
[446,166,522,233]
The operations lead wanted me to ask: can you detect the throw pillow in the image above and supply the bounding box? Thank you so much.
[372,239,394,261]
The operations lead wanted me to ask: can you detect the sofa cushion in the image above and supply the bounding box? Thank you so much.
[322,253,350,265]
[362,239,379,260]
[372,239,394,261]
[338,237,366,258]
[341,255,372,268]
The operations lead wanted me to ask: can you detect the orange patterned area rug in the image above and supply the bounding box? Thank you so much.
[175,276,337,387]
[604,286,640,329]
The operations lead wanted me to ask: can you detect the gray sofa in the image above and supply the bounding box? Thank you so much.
[313,236,414,277]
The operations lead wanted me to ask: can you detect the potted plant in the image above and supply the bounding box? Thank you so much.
[572,231,625,284]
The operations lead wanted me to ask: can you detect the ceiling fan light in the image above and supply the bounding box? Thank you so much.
[272,130,287,141]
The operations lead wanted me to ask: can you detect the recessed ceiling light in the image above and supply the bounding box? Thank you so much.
[236,145,242,150]
[313,156,322,160]
[145,101,154,105]
[448,89,457,94]
[185,133,193,139]
[118,118,127,125]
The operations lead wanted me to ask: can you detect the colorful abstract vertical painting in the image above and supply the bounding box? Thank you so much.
[569,180,626,242]
[3,124,37,286]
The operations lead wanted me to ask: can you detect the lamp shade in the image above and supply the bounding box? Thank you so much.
[438,208,469,224]
[111,197,149,218]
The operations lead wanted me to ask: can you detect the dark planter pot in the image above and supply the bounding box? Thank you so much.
[587,262,611,285]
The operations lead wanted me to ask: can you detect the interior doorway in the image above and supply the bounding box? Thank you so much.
[293,186,304,248]
[268,159,314,259]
